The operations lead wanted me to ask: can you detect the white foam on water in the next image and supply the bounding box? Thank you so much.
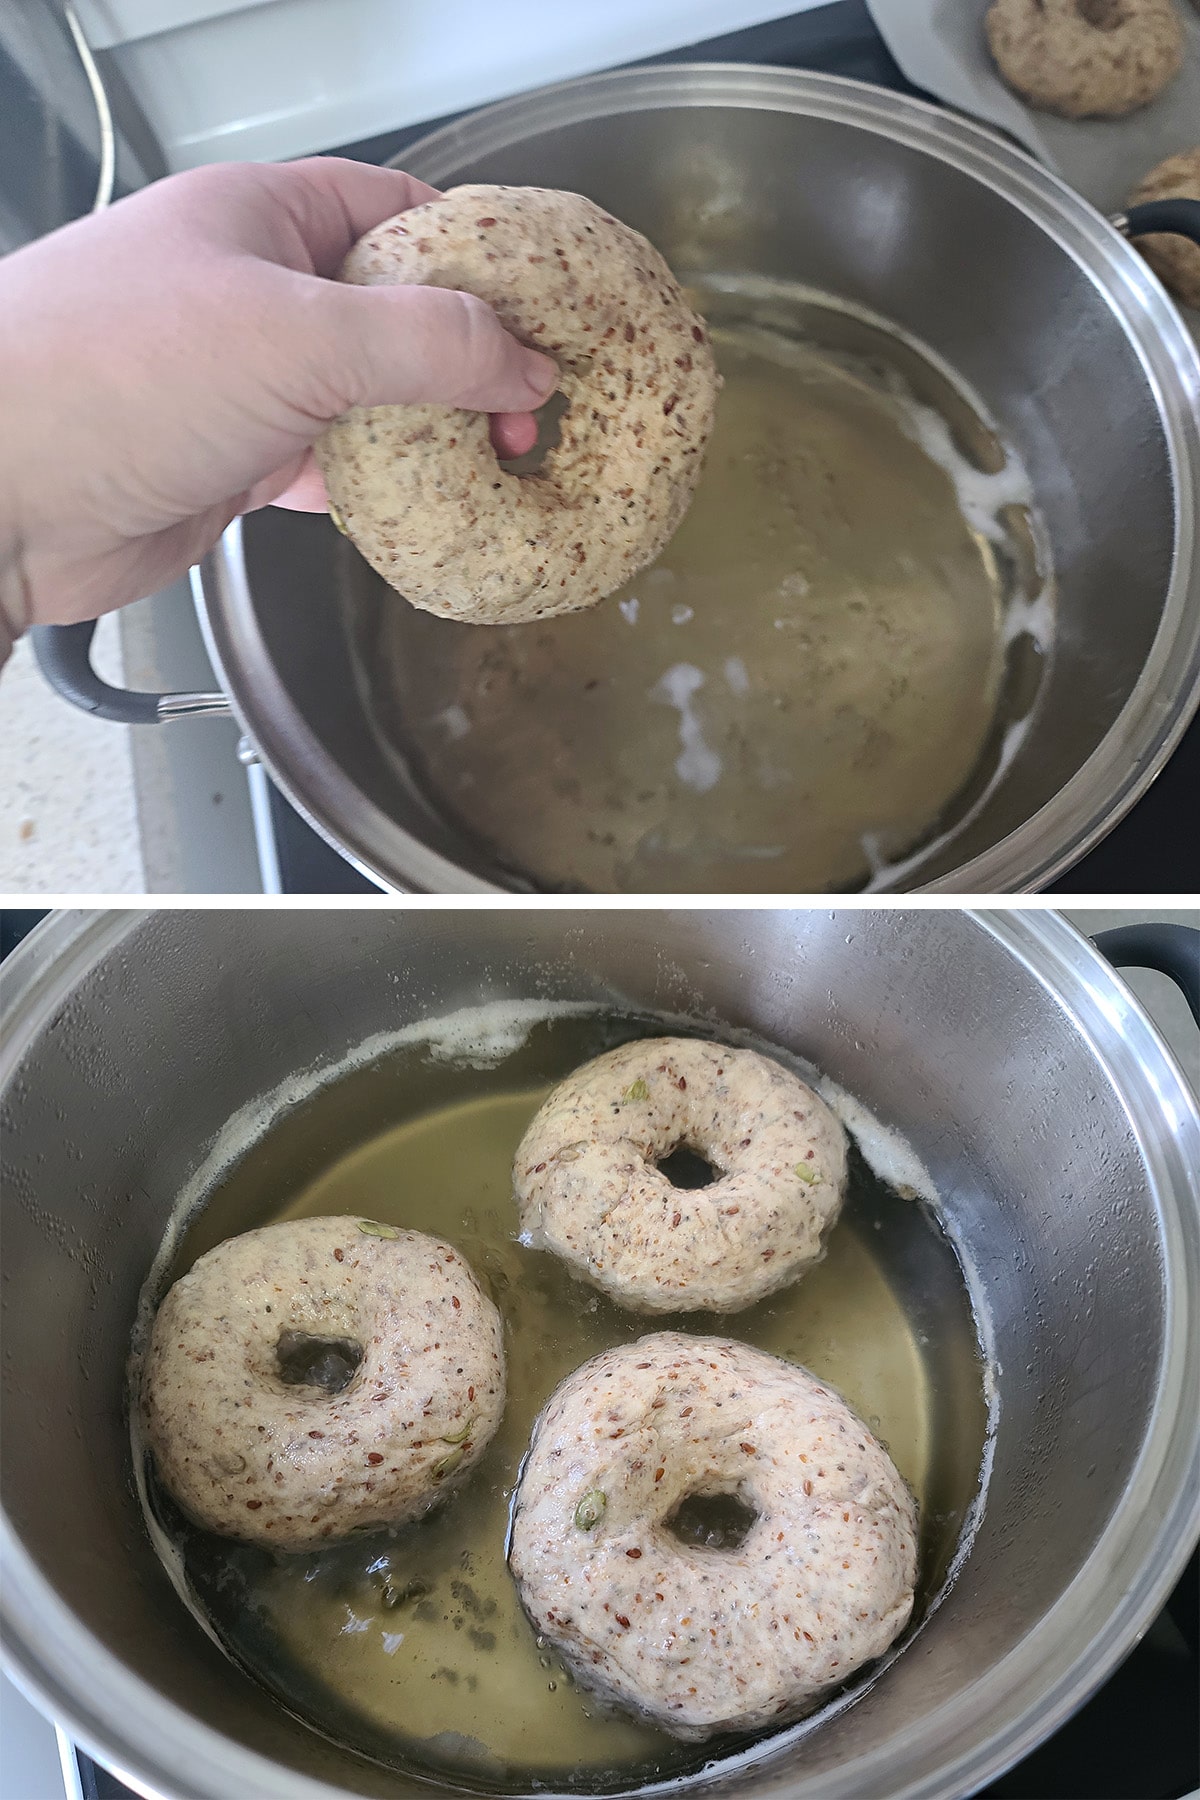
[671,603,695,625]
[777,571,811,600]
[1001,578,1055,652]
[723,655,751,695]
[421,1000,598,1070]
[816,1076,939,1206]
[860,713,1032,892]
[650,662,723,793]
[884,374,1037,548]
[432,703,471,741]
[617,597,640,625]
[844,368,1051,888]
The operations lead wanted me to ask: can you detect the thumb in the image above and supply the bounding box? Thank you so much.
[307,280,559,416]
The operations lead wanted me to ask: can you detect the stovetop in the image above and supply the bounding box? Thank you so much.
[254,0,1200,896]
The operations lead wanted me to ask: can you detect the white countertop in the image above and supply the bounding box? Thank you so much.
[0,618,145,895]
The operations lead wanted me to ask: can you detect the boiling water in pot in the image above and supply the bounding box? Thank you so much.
[346,282,1053,892]
[135,1014,989,1793]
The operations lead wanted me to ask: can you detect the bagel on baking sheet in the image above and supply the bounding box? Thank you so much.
[508,1333,918,1740]
[141,1217,505,1550]
[1128,147,1200,306]
[514,1038,847,1314]
[984,0,1184,117]
[315,185,720,624]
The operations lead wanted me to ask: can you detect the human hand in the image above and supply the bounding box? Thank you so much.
[0,157,557,654]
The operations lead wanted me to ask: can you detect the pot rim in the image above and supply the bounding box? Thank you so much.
[195,63,1200,895]
[1,907,1198,1800]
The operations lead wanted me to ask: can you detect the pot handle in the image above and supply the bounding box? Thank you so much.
[29,620,231,724]
[1092,924,1200,1028]
[1116,198,1200,247]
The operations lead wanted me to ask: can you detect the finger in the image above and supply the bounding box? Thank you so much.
[308,280,558,415]
[262,453,331,513]
[242,451,311,512]
[490,412,539,459]
[122,159,443,279]
[279,158,444,276]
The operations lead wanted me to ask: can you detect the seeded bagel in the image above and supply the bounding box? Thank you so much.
[514,1038,847,1313]
[1128,148,1200,307]
[314,185,719,625]
[984,0,1184,118]
[509,1334,918,1739]
[141,1218,506,1550]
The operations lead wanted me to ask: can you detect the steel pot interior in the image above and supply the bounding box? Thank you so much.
[198,68,1200,892]
[1,908,1198,1800]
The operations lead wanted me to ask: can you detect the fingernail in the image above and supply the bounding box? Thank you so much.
[522,349,559,403]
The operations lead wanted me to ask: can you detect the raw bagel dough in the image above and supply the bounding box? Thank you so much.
[509,1333,918,1739]
[984,0,1184,117]
[315,185,719,624]
[142,1217,505,1550]
[1128,148,1200,307]
[514,1038,846,1313]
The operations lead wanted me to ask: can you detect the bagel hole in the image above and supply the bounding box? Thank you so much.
[275,1329,363,1395]
[497,389,570,477]
[656,1145,717,1189]
[1077,0,1128,26]
[667,1490,758,1552]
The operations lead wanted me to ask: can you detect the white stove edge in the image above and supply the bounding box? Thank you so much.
[76,1,828,171]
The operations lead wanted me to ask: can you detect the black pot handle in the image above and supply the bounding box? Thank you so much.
[29,620,230,724]
[1118,198,1200,248]
[1092,924,1200,1028]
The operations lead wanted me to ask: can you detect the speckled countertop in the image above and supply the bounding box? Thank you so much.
[0,615,145,893]
[0,582,261,896]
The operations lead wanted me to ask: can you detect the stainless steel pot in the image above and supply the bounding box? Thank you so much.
[2,908,1198,1800]
[36,66,1200,892]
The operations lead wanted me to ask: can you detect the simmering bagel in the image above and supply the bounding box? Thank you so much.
[514,1038,846,1313]
[509,1334,918,1739]
[315,186,720,624]
[141,1218,506,1550]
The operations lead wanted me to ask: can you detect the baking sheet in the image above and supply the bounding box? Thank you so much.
[866,0,1200,216]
